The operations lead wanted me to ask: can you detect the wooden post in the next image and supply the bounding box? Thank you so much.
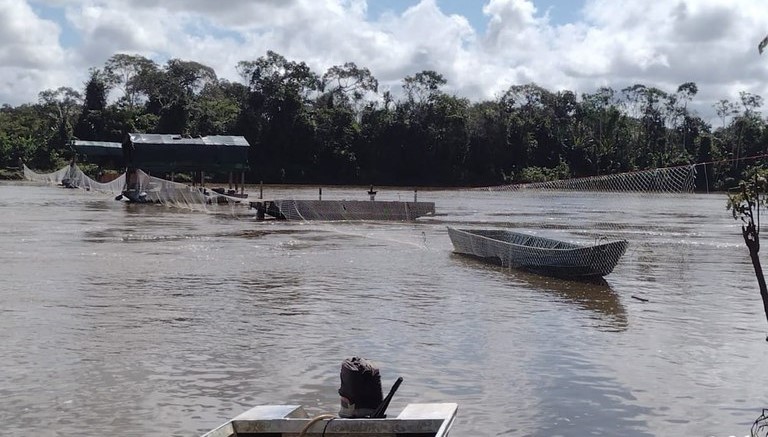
[414,189,418,202]
[229,171,233,190]
[319,187,322,201]
[259,181,263,199]
[255,202,265,220]
[241,172,245,195]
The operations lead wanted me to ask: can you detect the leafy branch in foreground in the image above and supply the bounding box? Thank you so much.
[727,168,768,338]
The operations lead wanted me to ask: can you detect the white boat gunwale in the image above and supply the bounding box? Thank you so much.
[201,402,458,437]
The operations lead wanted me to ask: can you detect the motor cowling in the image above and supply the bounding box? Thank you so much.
[338,357,383,418]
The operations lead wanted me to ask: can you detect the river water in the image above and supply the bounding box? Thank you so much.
[1,182,767,437]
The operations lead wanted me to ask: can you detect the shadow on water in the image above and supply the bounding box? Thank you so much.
[449,253,628,332]
[82,199,114,211]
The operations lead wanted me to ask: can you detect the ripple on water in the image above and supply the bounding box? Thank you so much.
[2,186,768,437]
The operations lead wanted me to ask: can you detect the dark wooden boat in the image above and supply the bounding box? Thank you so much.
[447,227,628,278]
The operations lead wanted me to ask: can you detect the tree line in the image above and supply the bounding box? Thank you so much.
[1,50,767,188]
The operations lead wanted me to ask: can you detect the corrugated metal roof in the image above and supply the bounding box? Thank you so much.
[128,133,250,147]
[73,140,122,148]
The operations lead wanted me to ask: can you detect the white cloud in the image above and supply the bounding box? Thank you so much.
[0,0,64,68]
[0,0,75,104]
[2,0,768,123]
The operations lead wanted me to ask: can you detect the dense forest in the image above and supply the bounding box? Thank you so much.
[1,51,767,188]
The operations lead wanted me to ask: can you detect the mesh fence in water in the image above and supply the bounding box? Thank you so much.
[23,163,698,227]
[478,165,697,194]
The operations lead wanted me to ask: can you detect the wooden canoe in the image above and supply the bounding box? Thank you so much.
[447,227,627,279]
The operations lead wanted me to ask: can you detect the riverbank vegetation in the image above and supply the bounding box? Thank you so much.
[1,51,767,188]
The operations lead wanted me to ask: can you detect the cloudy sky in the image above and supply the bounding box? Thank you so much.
[2,0,768,121]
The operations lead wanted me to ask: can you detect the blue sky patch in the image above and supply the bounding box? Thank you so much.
[30,2,80,48]
[365,0,583,33]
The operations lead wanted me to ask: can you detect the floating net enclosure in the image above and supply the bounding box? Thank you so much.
[23,162,701,236]
[252,197,434,221]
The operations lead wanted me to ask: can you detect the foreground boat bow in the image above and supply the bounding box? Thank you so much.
[202,403,458,437]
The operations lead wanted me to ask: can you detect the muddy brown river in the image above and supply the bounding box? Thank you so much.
[1,182,766,436]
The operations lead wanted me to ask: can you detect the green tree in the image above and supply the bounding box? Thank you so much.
[103,53,159,109]
[465,100,509,184]
[320,62,378,113]
[188,80,247,136]
[37,86,83,166]
[236,51,321,182]
[74,68,111,140]
[500,83,564,173]
[357,100,398,183]
[142,59,219,134]
[0,104,49,167]
[727,170,768,336]
[572,87,632,175]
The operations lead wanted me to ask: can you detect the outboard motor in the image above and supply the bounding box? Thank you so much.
[338,357,383,418]
[338,357,402,419]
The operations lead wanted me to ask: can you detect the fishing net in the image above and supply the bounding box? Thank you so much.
[479,165,697,194]
[22,161,696,229]
[121,169,248,213]
[447,227,628,278]
[23,163,125,195]
[752,409,768,437]
[254,197,434,221]
[121,174,426,218]
[250,166,695,225]
[447,165,700,277]
[23,164,247,213]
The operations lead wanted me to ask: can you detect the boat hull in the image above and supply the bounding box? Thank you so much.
[447,227,627,279]
[202,403,457,437]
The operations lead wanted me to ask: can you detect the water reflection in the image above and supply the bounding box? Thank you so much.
[450,254,628,331]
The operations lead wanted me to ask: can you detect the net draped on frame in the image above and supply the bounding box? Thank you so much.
[126,169,211,212]
[23,163,125,195]
[23,164,247,213]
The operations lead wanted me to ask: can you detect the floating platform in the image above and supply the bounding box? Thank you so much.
[249,199,435,221]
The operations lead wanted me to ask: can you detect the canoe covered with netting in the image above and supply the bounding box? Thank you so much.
[447,227,628,279]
